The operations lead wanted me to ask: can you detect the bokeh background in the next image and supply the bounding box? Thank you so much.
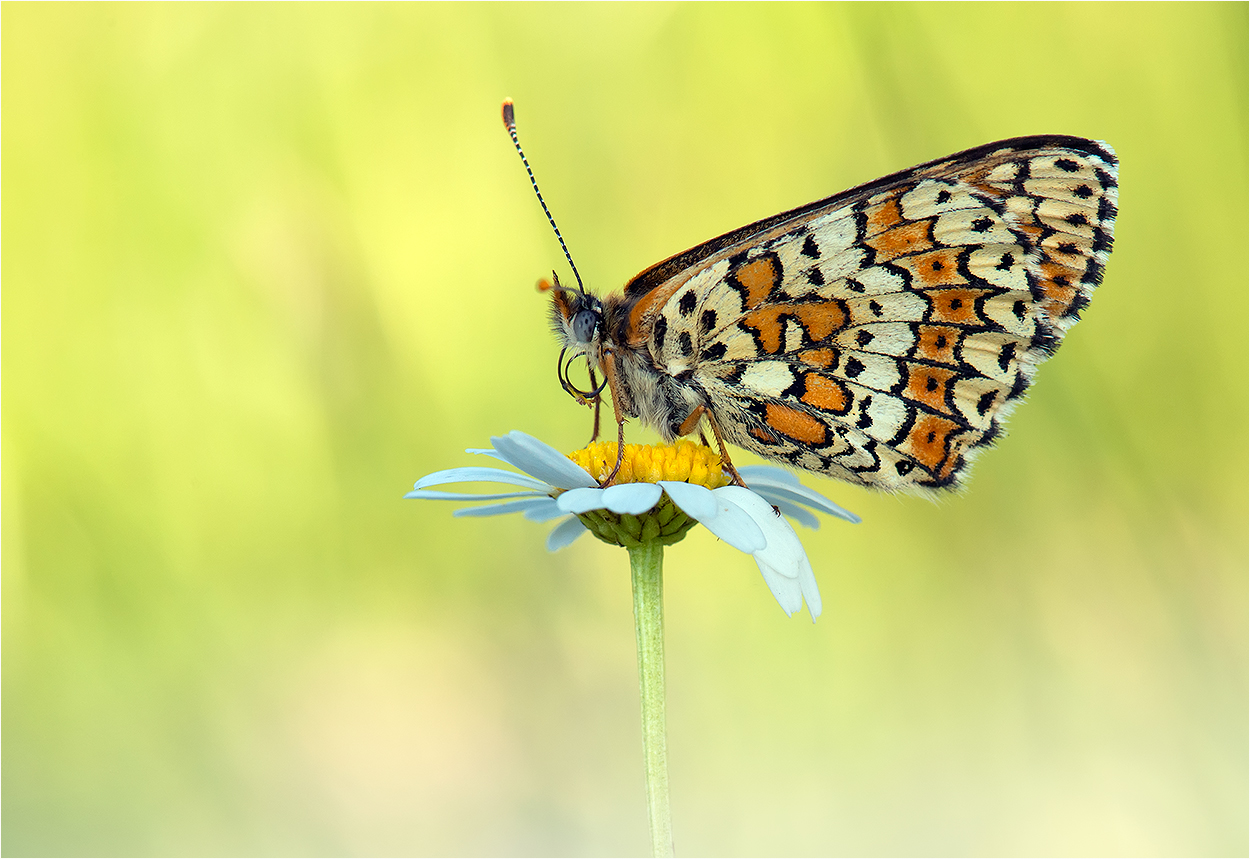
[4,3,1246,856]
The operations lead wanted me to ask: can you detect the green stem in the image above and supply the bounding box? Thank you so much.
[629,540,674,858]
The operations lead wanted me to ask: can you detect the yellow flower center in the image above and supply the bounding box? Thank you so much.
[568,440,729,489]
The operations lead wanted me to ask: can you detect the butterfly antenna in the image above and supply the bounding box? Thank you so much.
[502,99,586,294]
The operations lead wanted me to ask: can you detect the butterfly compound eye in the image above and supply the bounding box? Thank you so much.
[571,308,599,343]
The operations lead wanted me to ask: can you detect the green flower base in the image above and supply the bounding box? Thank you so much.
[576,495,696,548]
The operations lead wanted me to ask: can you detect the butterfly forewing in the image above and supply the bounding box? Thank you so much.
[629,136,1118,491]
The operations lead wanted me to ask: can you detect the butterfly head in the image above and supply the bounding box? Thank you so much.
[543,274,608,405]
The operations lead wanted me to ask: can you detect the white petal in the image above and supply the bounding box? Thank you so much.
[754,558,804,617]
[752,491,821,530]
[737,464,802,486]
[717,486,808,579]
[466,448,509,462]
[413,466,552,492]
[795,552,823,620]
[717,487,823,619]
[658,481,717,521]
[741,474,861,523]
[546,516,588,551]
[702,488,767,553]
[556,487,606,514]
[522,499,567,522]
[743,497,822,619]
[452,497,558,518]
[405,489,547,502]
[601,483,663,515]
[491,431,598,490]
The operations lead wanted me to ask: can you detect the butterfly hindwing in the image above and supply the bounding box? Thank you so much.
[634,136,1118,491]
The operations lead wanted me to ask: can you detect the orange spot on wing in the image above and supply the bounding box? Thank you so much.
[864,219,934,263]
[926,288,989,325]
[740,306,786,354]
[794,301,848,342]
[1036,259,1081,317]
[801,374,850,414]
[865,198,904,235]
[902,248,966,288]
[798,348,834,368]
[765,403,828,445]
[937,433,974,481]
[904,365,957,414]
[743,301,848,354]
[732,256,782,309]
[900,413,960,472]
[914,325,960,364]
[1040,288,1077,319]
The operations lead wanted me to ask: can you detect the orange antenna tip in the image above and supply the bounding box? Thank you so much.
[501,99,515,130]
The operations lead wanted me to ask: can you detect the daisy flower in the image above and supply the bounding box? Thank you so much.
[406,430,859,855]
[406,430,860,619]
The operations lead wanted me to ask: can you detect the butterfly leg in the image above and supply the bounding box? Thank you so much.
[677,405,747,488]
[586,368,603,446]
[603,412,627,486]
[599,355,628,487]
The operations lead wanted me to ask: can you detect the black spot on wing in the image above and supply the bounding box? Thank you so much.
[702,341,727,361]
[1091,226,1110,254]
[976,389,997,415]
[1080,256,1104,286]
[1030,328,1060,355]
[653,316,667,351]
[780,373,806,400]
[997,342,1017,373]
[981,420,1002,446]
[1008,371,1029,400]
[855,397,873,429]
[1067,291,1091,318]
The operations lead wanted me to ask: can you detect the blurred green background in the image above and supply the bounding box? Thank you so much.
[3,3,1246,856]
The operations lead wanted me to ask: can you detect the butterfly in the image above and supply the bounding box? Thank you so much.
[503,100,1118,492]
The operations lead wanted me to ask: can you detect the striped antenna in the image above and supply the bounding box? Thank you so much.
[501,99,586,294]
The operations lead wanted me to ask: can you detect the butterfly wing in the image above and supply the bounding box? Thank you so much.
[622,136,1118,491]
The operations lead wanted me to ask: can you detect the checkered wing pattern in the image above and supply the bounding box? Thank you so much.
[627,136,1118,491]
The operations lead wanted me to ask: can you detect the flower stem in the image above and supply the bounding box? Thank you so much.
[629,540,674,858]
